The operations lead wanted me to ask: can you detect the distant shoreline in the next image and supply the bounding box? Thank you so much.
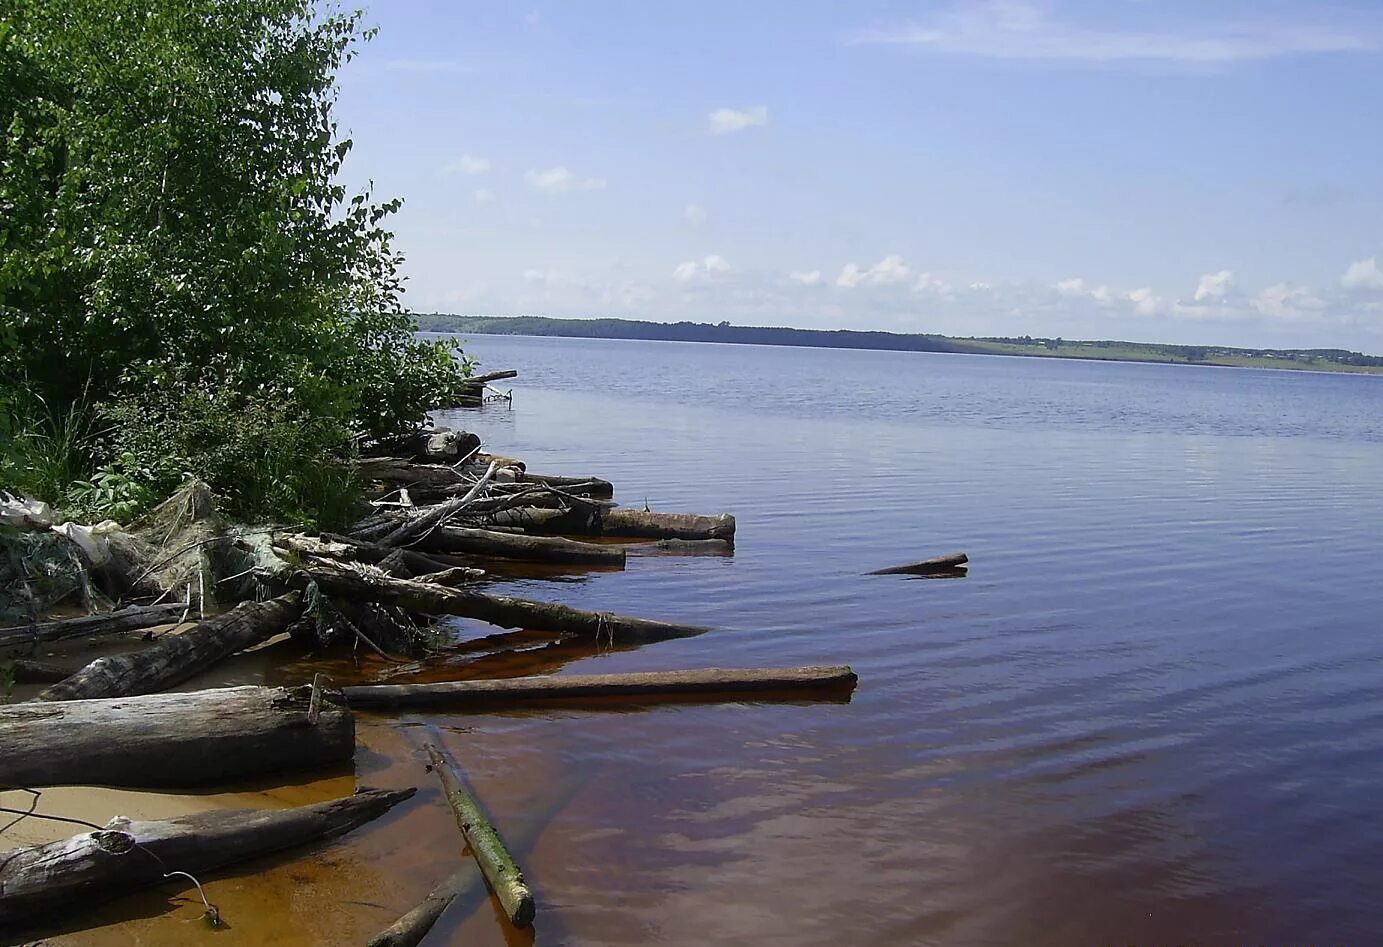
[416,314,1383,376]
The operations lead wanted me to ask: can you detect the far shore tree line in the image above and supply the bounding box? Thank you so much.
[0,1,473,528]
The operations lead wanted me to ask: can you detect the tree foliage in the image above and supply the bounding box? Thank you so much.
[0,1,471,523]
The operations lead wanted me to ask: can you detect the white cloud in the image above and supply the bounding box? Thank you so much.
[445,154,491,175]
[1342,257,1383,291]
[852,1,1377,66]
[788,270,822,286]
[473,188,494,203]
[708,105,769,135]
[684,203,708,225]
[525,166,606,193]
[1127,287,1163,316]
[1194,269,1234,301]
[1253,282,1326,319]
[1055,277,1111,302]
[837,254,911,288]
[673,255,732,282]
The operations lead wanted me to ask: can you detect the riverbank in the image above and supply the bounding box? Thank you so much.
[417,314,1383,375]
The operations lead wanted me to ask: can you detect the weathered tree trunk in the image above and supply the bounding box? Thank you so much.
[278,532,482,580]
[301,561,707,643]
[358,457,471,489]
[344,666,858,710]
[378,462,499,548]
[478,507,735,542]
[491,469,614,499]
[626,538,735,556]
[367,866,479,947]
[468,369,519,385]
[4,658,69,684]
[36,592,302,702]
[0,602,189,655]
[0,684,353,788]
[423,743,534,927]
[415,526,625,566]
[0,788,415,929]
[867,552,969,575]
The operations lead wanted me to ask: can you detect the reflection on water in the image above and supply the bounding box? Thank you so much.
[33,337,1383,944]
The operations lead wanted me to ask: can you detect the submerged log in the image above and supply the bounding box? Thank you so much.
[867,552,969,576]
[367,866,477,947]
[344,666,859,710]
[626,538,735,557]
[36,592,302,702]
[0,602,189,655]
[416,526,624,566]
[423,743,534,927]
[0,684,353,788]
[302,561,707,643]
[0,787,415,929]
[481,507,735,542]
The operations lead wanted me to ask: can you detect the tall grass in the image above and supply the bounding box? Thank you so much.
[0,384,100,505]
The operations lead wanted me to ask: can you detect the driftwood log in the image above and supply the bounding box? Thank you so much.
[279,533,483,581]
[0,602,189,655]
[367,867,477,947]
[4,658,69,684]
[423,743,534,927]
[0,685,353,788]
[416,526,624,566]
[491,468,614,499]
[344,666,859,710]
[36,592,302,702]
[626,538,735,557]
[302,562,708,643]
[867,552,969,576]
[479,507,735,542]
[0,788,415,929]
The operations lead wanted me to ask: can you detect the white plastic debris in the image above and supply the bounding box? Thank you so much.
[50,520,121,567]
[0,495,55,530]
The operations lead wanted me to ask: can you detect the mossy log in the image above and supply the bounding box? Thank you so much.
[301,561,707,643]
[415,526,624,566]
[867,552,969,575]
[423,742,534,927]
[0,684,352,788]
[0,788,414,930]
[344,665,858,710]
[36,592,302,701]
[0,602,189,656]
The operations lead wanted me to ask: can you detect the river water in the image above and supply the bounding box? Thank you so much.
[45,334,1383,945]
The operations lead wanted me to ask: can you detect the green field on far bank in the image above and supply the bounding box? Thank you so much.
[418,315,1383,376]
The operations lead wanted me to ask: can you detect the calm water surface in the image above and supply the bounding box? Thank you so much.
[421,336,1383,945]
[57,336,1383,946]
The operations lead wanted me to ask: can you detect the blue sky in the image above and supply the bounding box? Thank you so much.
[334,1,1383,351]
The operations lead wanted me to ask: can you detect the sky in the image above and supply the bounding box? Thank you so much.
[333,0,1383,352]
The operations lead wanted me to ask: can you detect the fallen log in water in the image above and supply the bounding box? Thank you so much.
[36,592,302,701]
[379,462,498,548]
[416,526,625,566]
[301,561,708,643]
[0,684,353,788]
[0,787,415,930]
[278,532,483,581]
[423,742,534,927]
[4,658,69,684]
[478,506,735,543]
[625,537,735,557]
[0,602,189,655]
[491,468,615,499]
[867,552,969,576]
[368,866,476,947]
[344,666,858,710]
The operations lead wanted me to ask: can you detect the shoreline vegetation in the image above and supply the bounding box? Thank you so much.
[418,314,1383,375]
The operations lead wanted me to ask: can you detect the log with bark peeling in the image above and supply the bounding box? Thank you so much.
[343,665,858,710]
[0,602,189,655]
[0,684,353,788]
[415,526,624,566]
[0,788,415,930]
[35,592,302,702]
[867,552,969,576]
[423,742,534,927]
[300,561,707,643]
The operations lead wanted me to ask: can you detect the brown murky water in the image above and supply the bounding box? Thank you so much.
[12,335,1383,944]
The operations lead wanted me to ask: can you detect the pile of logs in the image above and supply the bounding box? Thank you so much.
[0,420,865,943]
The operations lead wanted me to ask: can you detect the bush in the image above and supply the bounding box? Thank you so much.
[0,1,473,521]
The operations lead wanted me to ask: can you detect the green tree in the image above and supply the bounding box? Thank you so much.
[0,1,471,523]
